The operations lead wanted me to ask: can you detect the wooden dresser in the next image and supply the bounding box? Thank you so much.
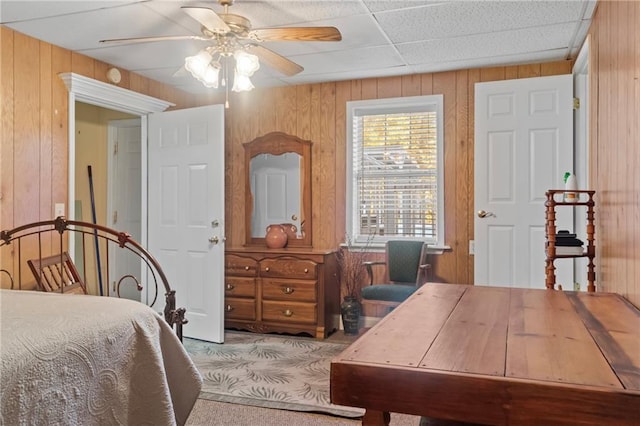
[224,247,339,339]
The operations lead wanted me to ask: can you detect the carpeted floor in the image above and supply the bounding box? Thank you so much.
[186,398,422,426]
[184,331,365,418]
[184,330,424,425]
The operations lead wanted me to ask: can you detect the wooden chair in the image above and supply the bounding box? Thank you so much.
[27,252,87,294]
[361,240,430,317]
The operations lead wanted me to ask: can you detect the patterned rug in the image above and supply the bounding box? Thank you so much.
[184,332,365,418]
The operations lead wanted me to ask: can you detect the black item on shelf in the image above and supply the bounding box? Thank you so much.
[555,239,584,247]
[555,229,584,247]
[556,230,577,238]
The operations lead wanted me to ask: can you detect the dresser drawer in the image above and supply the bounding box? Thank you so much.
[225,277,256,298]
[224,298,256,321]
[225,254,258,277]
[262,279,317,302]
[260,258,318,279]
[262,300,316,324]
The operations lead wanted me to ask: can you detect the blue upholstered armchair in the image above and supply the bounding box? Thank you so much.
[361,240,430,317]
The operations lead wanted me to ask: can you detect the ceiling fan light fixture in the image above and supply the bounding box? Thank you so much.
[185,50,213,79]
[232,71,254,92]
[234,50,260,76]
[100,1,342,99]
[200,64,221,88]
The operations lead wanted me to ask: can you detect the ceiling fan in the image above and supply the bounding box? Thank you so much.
[100,0,342,91]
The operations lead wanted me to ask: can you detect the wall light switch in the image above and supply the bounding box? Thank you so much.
[54,203,65,217]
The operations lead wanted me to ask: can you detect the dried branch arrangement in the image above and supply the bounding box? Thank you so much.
[335,234,373,299]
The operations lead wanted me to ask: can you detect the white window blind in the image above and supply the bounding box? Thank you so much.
[347,95,444,246]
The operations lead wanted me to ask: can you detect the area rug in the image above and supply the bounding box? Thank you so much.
[183,332,365,418]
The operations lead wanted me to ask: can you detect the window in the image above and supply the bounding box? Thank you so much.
[346,95,444,247]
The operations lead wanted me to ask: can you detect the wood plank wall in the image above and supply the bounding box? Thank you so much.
[3,6,638,303]
[1,26,577,287]
[0,27,203,284]
[220,61,571,285]
[588,1,640,307]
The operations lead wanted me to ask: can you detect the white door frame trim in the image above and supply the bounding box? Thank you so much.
[59,73,173,300]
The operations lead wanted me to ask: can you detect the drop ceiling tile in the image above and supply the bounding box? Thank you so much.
[287,64,413,86]
[79,40,198,71]
[375,1,585,43]
[362,1,446,13]
[408,48,569,75]
[290,45,405,75]
[0,1,140,23]
[397,23,575,65]
[4,3,197,51]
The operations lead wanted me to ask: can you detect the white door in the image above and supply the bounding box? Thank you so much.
[107,118,142,301]
[475,74,573,289]
[148,105,225,343]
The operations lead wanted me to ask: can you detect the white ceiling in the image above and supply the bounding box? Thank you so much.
[0,0,596,95]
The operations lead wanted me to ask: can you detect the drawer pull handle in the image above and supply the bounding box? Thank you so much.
[244,266,250,271]
[226,305,234,312]
[282,287,294,294]
[265,267,270,272]
[304,268,309,273]
[283,309,293,317]
[226,283,235,290]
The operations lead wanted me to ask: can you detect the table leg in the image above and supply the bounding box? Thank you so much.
[362,409,391,426]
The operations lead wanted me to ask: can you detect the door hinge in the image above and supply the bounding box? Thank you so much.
[573,97,580,110]
[113,210,118,224]
[114,141,118,155]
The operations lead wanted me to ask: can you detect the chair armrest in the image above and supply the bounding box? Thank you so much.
[417,263,431,286]
[363,261,385,286]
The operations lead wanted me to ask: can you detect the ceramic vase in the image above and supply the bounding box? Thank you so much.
[265,224,288,249]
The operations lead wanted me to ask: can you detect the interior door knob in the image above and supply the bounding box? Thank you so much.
[209,236,219,244]
[477,210,496,218]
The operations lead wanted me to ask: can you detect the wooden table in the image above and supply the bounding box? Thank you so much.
[331,283,640,425]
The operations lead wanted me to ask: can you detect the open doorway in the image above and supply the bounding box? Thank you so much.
[74,103,141,299]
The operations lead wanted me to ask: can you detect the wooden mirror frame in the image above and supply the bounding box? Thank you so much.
[244,132,312,247]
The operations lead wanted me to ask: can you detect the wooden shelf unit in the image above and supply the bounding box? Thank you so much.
[544,189,596,292]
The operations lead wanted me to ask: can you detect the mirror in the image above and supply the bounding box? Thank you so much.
[250,152,301,237]
[244,132,312,247]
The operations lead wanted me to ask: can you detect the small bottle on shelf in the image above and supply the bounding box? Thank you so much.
[563,172,578,202]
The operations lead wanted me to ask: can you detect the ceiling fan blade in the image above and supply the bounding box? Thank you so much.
[181,6,230,33]
[245,44,303,77]
[100,35,206,44]
[251,27,342,42]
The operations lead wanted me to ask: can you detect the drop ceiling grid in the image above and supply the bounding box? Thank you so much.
[0,0,597,94]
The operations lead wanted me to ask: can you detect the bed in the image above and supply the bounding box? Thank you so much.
[0,217,201,425]
[0,289,202,425]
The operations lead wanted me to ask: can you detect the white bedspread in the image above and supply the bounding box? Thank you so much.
[0,290,202,425]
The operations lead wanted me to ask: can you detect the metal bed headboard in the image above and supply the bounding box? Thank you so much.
[0,216,187,341]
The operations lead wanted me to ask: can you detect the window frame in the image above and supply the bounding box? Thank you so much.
[346,94,445,249]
